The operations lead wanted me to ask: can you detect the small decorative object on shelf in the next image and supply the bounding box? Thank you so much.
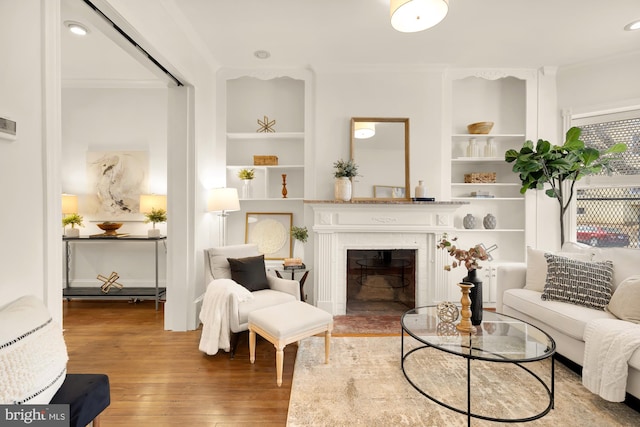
[97,271,124,293]
[469,191,494,198]
[283,257,305,270]
[464,172,496,183]
[333,159,359,201]
[238,168,255,180]
[281,174,288,198]
[238,168,255,199]
[466,137,478,157]
[467,121,494,135]
[463,213,476,229]
[290,226,308,261]
[95,222,124,237]
[144,208,167,237]
[415,180,427,198]
[253,155,278,166]
[484,137,497,157]
[436,301,459,323]
[62,213,84,237]
[256,115,276,133]
[483,213,497,229]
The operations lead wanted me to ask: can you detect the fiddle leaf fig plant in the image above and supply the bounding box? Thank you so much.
[505,126,626,245]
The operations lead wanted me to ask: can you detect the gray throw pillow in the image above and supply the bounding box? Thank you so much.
[541,253,614,310]
[227,255,269,292]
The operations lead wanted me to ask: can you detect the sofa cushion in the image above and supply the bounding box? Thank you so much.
[237,289,297,326]
[227,255,270,291]
[606,275,640,323]
[208,244,261,280]
[542,254,614,310]
[591,247,640,291]
[503,288,616,341]
[524,246,593,292]
[0,295,68,404]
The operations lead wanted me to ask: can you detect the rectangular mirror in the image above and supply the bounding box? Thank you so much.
[350,117,410,200]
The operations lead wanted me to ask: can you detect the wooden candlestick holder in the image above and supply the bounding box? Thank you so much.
[456,282,476,334]
[281,174,288,198]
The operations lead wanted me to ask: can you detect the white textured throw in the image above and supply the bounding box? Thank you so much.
[0,295,68,404]
[198,279,253,355]
[582,318,640,402]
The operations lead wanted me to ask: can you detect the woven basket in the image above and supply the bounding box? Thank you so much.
[464,172,496,183]
[253,155,278,166]
[467,121,494,135]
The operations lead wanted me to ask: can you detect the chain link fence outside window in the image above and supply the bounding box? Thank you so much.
[576,116,640,248]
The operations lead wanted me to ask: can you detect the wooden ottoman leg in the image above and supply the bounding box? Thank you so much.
[276,343,285,387]
[324,329,331,364]
[249,329,256,364]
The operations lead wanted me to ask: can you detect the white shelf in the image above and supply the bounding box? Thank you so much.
[240,197,304,201]
[455,228,525,233]
[452,133,525,139]
[451,182,520,187]
[453,197,523,201]
[452,157,506,162]
[227,165,304,170]
[227,132,304,140]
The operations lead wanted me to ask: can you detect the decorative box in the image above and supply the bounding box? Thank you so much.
[253,155,278,166]
[464,172,496,183]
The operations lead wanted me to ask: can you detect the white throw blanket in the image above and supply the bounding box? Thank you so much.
[198,279,253,356]
[582,318,640,402]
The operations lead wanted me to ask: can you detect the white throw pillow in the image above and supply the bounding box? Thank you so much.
[524,246,593,292]
[606,275,640,323]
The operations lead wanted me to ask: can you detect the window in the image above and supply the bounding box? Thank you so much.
[571,108,640,248]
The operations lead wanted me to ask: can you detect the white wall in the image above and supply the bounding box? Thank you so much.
[0,1,51,310]
[61,87,168,285]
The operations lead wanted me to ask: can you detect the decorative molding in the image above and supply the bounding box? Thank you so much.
[62,79,168,89]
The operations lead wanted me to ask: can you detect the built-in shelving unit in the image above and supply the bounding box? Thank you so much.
[445,69,537,305]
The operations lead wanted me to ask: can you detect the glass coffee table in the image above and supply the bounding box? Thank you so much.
[401,306,556,425]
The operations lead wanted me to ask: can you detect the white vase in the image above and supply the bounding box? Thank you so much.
[415,180,427,198]
[293,240,305,261]
[241,179,253,199]
[334,177,352,201]
[148,228,161,238]
[65,228,79,238]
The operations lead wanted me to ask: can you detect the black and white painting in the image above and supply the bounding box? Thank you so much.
[86,151,148,218]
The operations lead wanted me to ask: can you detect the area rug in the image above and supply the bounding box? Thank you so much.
[287,336,639,426]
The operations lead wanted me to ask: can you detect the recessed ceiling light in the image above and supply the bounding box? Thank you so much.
[624,19,640,31]
[254,50,271,59]
[64,21,89,36]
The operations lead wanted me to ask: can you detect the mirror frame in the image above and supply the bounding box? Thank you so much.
[350,117,411,201]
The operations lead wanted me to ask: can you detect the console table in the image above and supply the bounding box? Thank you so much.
[63,235,167,310]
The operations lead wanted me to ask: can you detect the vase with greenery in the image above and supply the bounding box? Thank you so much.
[62,213,84,237]
[505,126,626,245]
[144,207,167,237]
[438,233,488,325]
[290,226,308,260]
[333,159,359,201]
[238,168,255,199]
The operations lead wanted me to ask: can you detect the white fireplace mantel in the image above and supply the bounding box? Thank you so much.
[306,201,467,315]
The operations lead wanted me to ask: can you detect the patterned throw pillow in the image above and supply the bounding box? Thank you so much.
[541,254,614,310]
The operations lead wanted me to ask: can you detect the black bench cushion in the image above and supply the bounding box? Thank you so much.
[50,374,110,427]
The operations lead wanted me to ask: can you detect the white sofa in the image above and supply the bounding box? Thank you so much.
[496,243,640,401]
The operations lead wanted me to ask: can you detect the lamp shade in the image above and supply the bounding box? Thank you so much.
[62,194,78,214]
[354,122,376,139]
[390,0,449,33]
[139,194,167,214]
[207,188,240,212]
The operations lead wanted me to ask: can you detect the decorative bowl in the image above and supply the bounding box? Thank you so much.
[467,121,494,134]
[97,222,123,236]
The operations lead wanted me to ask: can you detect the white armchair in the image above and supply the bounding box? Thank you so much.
[203,243,299,357]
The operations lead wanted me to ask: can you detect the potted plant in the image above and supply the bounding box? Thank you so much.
[438,233,488,325]
[144,207,167,237]
[333,159,359,201]
[62,213,84,237]
[505,127,626,245]
[238,168,255,199]
[290,226,308,260]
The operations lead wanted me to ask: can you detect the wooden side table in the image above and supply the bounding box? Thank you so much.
[274,268,311,301]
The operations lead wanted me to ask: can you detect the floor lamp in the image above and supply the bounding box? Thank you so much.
[208,188,240,246]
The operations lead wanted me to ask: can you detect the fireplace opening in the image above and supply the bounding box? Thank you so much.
[346,249,416,315]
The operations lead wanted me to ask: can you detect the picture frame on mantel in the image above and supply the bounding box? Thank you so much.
[373,185,405,199]
[245,212,293,260]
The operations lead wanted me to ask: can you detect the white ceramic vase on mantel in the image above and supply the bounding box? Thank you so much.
[334,177,352,201]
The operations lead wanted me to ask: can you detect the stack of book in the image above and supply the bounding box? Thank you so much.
[283,258,305,270]
[469,191,495,198]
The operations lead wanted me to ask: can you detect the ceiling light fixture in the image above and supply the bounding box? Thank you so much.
[390,0,449,33]
[254,50,271,59]
[624,19,640,31]
[64,20,89,36]
[354,122,376,139]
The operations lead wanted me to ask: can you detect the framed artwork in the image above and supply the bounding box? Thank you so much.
[86,151,148,219]
[245,212,293,260]
[373,185,405,199]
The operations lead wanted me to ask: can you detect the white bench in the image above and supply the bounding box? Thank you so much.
[248,301,333,386]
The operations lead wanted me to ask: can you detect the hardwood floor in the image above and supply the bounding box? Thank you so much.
[62,300,295,426]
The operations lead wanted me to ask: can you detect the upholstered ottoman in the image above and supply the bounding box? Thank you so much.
[248,301,333,386]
